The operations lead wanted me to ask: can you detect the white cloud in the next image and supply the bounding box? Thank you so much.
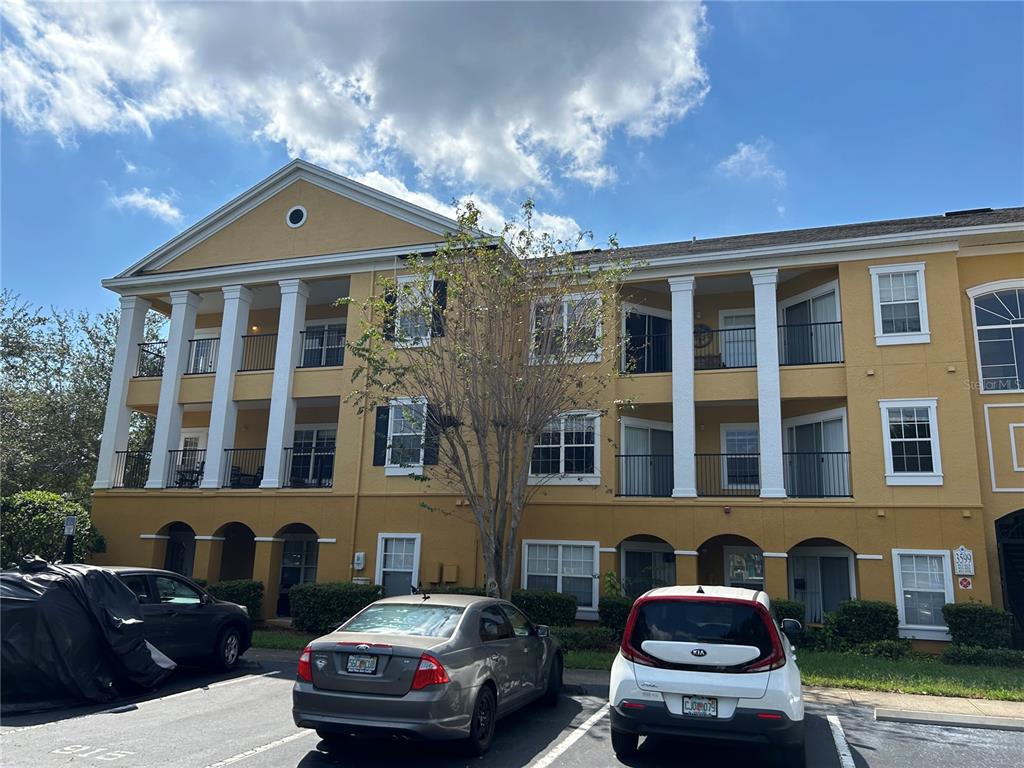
[717,137,786,187]
[0,1,708,210]
[110,187,182,223]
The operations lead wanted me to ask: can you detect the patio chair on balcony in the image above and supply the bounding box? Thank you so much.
[175,461,204,488]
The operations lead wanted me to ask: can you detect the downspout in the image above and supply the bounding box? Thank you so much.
[347,267,376,579]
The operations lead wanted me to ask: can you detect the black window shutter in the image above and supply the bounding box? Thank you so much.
[423,404,440,465]
[431,280,447,338]
[372,406,390,466]
[382,290,397,342]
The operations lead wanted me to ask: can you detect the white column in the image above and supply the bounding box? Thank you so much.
[201,285,252,488]
[752,268,786,498]
[93,295,152,488]
[146,290,201,488]
[261,279,308,488]
[669,276,697,498]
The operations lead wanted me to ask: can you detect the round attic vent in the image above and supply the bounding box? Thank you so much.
[286,205,307,228]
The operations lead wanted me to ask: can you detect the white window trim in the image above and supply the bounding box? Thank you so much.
[385,396,426,476]
[286,205,307,229]
[620,302,671,373]
[300,318,347,368]
[528,410,601,485]
[521,539,600,619]
[777,279,842,320]
[394,274,434,349]
[717,308,757,368]
[878,398,943,485]
[530,292,603,365]
[375,532,422,591]
[891,548,954,641]
[966,278,1024,395]
[722,545,764,589]
[720,422,760,490]
[788,546,858,616]
[869,262,930,345]
[179,428,208,451]
[782,407,850,452]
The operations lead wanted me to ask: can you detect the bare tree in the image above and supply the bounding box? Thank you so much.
[345,202,630,598]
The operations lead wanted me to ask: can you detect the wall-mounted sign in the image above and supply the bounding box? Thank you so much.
[959,576,973,590]
[953,546,975,576]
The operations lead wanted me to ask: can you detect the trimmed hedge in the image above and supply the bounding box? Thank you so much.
[427,586,487,596]
[941,644,1024,668]
[942,603,1014,649]
[771,599,806,624]
[289,582,382,634]
[551,626,617,652]
[820,600,899,649]
[854,639,914,660]
[208,579,263,618]
[598,596,633,637]
[511,590,578,627]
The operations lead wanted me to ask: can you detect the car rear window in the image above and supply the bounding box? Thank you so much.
[630,599,773,657]
[342,604,464,638]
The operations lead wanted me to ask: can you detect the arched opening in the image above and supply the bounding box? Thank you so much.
[787,538,856,624]
[218,522,256,582]
[996,510,1024,634]
[161,522,196,577]
[698,534,763,590]
[619,535,676,598]
[276,523,319,617]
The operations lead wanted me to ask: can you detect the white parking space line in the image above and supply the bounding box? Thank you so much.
[827,713,855,768]
[527,703,610,768]
[202,730,313,768]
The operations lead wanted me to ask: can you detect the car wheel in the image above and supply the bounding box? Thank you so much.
[463,686,497,756]
[215,626,242,671]
[542,655,562,706]
[611,728,639,758]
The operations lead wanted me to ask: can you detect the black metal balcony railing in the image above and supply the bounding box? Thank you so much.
[135,341,167,377]
[784,452,852,498]
[694,327,757,370]
[616,454,673,497]
[185,338,219,374]
[283,446,335,488]
[113,450,151,488]
[298,329,345,368]
[222,448,265,488]
[778,321,844,366]
[622,333,671,374]
[166,449,206,488]
[239,334,277,372]
[696,453,760,497]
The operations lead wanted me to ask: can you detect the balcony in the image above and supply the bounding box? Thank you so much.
[135,342,167,377]
[283,446,335,488]
[784,452,851,497]
[222,448,265,488]
[113,450,151,487]
[186,338,219,374]
[298,328,345,368]
[239,334,277,372]
[778,321,844,366]
[166,449,206,488]
[622,333,671,374]
[616,454,673,496]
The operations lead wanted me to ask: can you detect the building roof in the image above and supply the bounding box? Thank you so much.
[605,207,1024,263]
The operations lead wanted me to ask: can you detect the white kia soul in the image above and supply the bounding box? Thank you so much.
[609,586,805,765]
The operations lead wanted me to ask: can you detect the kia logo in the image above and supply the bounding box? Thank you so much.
[691,648,708,657]
[356,644,370,651]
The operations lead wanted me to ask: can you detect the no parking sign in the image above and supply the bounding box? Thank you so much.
[959,576,973,590]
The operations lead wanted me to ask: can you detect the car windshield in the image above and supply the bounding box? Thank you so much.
[341,604,464,638]
[631,599,772,656]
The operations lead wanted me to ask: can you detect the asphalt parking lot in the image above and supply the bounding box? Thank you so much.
[2,655,1022,768]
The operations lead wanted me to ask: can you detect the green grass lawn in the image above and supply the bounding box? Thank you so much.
[796,650,1024,701]
[565,650,616,670]
[251,628,317,652]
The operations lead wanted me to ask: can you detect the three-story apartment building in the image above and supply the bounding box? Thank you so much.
[91,160,1024,644]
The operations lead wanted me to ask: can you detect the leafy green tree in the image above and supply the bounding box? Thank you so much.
[1,491,105,566]
[346,202,629,598]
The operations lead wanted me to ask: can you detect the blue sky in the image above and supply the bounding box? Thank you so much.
[3,1,1021,313]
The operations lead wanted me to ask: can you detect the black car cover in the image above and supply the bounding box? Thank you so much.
[1,559,176,713]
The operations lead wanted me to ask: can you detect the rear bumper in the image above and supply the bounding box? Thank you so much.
[292,682,474,740]
[611,701,804,747]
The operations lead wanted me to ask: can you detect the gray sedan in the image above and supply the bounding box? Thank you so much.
[292,593,563,755]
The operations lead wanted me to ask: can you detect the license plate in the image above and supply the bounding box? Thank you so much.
[346,654,378,675]
[682,696,718,718]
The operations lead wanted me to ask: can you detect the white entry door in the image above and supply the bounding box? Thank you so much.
[784,411,848,497]
[376,534,421,597]
[721,310,756,368]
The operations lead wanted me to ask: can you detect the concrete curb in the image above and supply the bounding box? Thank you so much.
[875,708,1024,732]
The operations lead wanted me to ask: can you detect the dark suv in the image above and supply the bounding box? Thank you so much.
[110,567,252,670]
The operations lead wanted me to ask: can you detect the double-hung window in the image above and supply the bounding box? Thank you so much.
[878,398,942,485]
[892,549,954,640]
[869,263,930,345]
[386,397,427,474]
[968,281,1024,393]
[522,540,599,615]
[395,274,433,348]
[529,412,600,484]
[532,294,602,363]
[721,424,760,490]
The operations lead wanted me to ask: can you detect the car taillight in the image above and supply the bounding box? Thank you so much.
[619,599,661,668]
[743,606,787,673]
[297,645,313,682]
[411,653,450,690]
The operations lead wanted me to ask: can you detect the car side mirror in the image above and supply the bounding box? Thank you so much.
[781,618,802,640]
[535,624,550,638]
[200,593,212,605]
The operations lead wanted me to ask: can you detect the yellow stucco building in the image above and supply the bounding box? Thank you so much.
[91,160,1024,643]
